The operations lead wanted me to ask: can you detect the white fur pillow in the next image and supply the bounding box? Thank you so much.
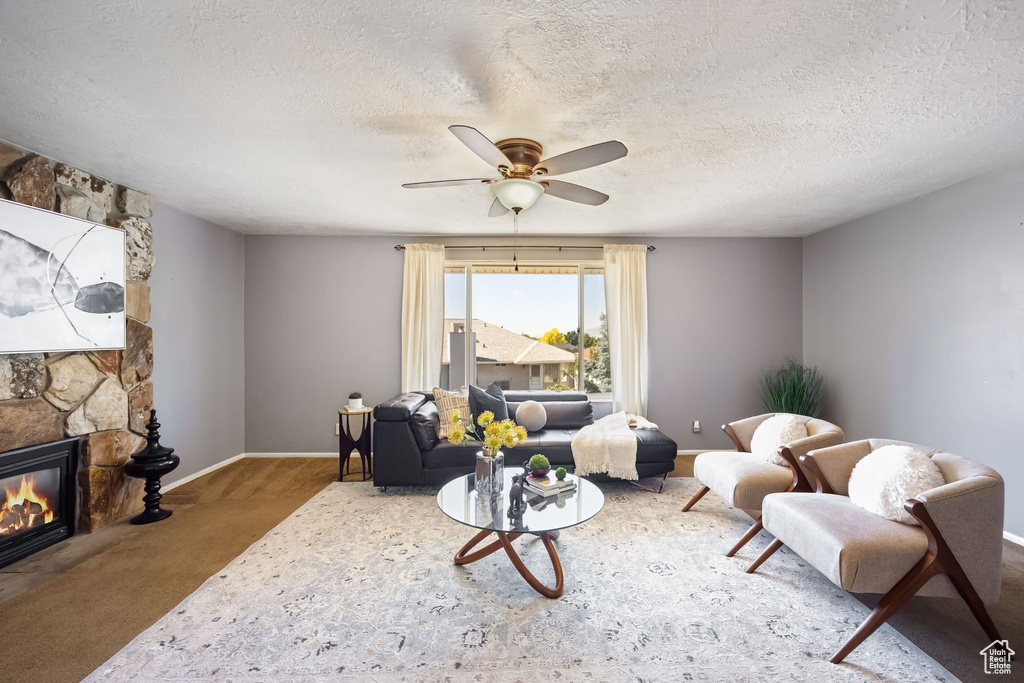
[847,445,946,525]
[750,414,808,467]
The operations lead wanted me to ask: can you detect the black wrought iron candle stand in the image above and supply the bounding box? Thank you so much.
[125,409,180,525]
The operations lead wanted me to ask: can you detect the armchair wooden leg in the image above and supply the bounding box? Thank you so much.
[831,556,938,664]
[726,516,763,557]
[946,558,1002,643]
[682,485,710,512]
[745,538,783,574]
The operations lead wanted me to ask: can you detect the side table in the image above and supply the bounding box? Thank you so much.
[338,407,373,481]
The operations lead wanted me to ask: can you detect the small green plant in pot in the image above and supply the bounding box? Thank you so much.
[527,454,551,478]
[759,358,825,418]
[347,391,363,410]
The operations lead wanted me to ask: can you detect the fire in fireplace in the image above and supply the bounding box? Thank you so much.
[1,472,58,535]
[0,438,78,569]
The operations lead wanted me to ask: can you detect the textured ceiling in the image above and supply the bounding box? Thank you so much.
[1,1,1023,236]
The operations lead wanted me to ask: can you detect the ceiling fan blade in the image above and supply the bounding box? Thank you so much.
[534,140,627,177]
[402,178,494,189]
[488,196,509,217]
[449,125,513,170]
[541,179,609,206]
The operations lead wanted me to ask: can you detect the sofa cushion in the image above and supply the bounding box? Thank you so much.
[423,427,678,470]
[535,429,575,464]
[762,492,939,595]
[410,402,440,452]
[373,393,426,422]
[693,452,792,509]
[503,390,588,403]
[509,400,593,429]
[633,428,678,463]
[469,382,509,423]
[423,434,545,470]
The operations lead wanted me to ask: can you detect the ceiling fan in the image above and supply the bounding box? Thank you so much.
[402,125,627,216]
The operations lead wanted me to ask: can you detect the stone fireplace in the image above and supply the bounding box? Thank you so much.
[0,139,155,533]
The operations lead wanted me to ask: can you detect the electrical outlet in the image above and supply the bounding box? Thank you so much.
[692,420,701,433]
[335,423,340,436]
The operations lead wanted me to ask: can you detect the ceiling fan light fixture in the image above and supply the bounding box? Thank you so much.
[490,178,545,212]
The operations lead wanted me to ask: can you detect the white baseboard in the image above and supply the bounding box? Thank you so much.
[245,452,336,458]
[1004,530,1024,547]
[162,453,246,492]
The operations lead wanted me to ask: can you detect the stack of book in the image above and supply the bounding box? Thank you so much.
[524,472,577,497]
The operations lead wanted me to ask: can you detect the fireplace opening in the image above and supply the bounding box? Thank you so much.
[1,469,59,535]
[0,438,78,569]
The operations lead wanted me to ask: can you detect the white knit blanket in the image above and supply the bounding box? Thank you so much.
[571,411,655,480]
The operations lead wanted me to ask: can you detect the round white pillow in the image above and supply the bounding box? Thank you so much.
[847,445,946,525]
[750,414,808,466]
[515,400,547,432]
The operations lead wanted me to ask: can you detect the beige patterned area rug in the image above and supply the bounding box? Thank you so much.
[86,479,954,682]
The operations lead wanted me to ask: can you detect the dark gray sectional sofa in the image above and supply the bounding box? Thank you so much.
[372,389,677,487]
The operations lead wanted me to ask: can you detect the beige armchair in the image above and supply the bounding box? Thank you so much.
[748,439,1004,664]
[682,413,844,556]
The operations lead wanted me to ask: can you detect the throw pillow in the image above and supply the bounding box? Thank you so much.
[468,382,510,424]
[848,445,946,525]
[750,414,808,466]
[433,386,470,439]
[515,400,547,431]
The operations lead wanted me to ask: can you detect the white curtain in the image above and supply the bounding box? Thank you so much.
[401,243,445,392]
[603,244,649,416]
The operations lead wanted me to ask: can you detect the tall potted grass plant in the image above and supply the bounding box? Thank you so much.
[759,358,825,418]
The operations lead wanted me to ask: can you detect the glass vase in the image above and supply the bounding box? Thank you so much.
[474,449,504,497]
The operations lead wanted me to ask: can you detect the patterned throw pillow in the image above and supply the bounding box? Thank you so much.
[433,386,470,439]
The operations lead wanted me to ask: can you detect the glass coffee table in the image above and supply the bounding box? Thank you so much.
[436,467,604,598]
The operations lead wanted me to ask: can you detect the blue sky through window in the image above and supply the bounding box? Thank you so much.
[444,271,604,338]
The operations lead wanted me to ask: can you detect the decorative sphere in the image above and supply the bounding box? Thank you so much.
[516,400,547,431]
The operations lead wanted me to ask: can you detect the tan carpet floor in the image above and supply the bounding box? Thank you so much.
[0,457,338,683]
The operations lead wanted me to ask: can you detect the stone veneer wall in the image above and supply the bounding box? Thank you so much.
[0,140,154,532]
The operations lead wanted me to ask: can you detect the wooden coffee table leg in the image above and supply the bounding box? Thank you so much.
[498,532,564,598]
[454,529,508,565]
[454,530,564,598]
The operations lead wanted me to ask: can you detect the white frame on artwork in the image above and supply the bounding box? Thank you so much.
[0,196,127,354]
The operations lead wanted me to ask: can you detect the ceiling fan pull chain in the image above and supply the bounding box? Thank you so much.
[513,210,519,272]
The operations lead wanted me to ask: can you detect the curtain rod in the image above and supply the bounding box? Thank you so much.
[393,244,655,252]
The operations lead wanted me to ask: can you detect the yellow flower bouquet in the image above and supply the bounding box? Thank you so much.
[448,408,527,456]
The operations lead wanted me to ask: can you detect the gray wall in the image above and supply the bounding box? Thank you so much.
[646,237,803,448]
[150,203,246,483]
[243,235,803,452]
[803,165,1024,535]
[244,236,405,453]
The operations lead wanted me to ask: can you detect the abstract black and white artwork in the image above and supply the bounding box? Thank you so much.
[0,197,125,353]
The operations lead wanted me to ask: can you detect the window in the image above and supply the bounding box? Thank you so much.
[582,268,610,400]
[440,267,467,391]
[441,263,610,399]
